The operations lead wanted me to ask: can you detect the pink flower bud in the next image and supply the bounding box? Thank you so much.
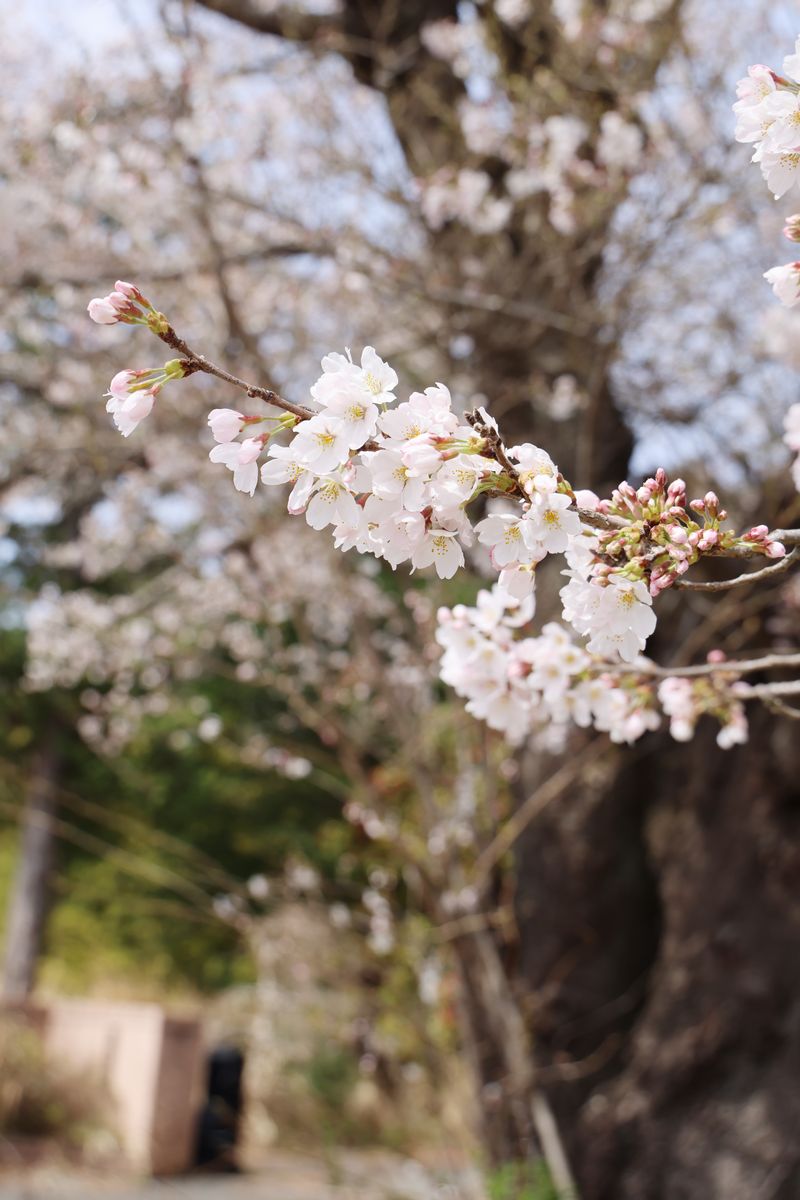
[208,408,245,444]
[114,280,139,297]
[783,215,800,242]
[108,369,144,398]
[766,540,787,558]
[707,649,726,663]
[669,527,688,544]
[87,297,119,324]
[574,489,600,510]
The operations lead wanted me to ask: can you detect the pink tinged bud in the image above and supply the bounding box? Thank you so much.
[783,215,800,242]
[107,291,130,312]
[707,649,726,663]
[114,280,138,298]
[109,369,141,398]
[574,489,600,510]
[208,408,245,443]
[87,297,119,324]
[748,525,768,538]
[704,492,719,507]
[766,540,787,558]
[637,486,652,504]
[670,527,688,544]
[655,468,667,488]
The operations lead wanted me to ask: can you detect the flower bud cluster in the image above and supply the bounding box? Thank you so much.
[87,280,168,333]
[588,470,784,601]
[105,359,185,437]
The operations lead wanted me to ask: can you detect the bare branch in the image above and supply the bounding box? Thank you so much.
[193,0,337,44]
[603,651,800,681]
[675,548,799,592]
[736,679,800,700]
[158,324,315,421]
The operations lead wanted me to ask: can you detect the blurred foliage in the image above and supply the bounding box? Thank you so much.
[0,1017,106,1147]
[487,1161,561,1200]
[0,622,356,995]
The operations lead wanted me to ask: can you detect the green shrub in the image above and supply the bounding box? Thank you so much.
[488,1160,564,1200]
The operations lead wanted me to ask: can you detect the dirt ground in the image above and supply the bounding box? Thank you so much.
[0,1147,485,1200]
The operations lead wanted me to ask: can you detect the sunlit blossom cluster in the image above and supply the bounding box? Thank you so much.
[88,290,791,704]
[734,40,800,200]
[436,584,750,749]
[735,39,800,318]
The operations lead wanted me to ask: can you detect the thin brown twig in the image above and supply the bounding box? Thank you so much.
[674,548,799,592]
[601,650,800,680]
[472,738,609,886]
[159,325,314,420]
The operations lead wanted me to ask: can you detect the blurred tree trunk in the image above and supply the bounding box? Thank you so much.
[2,738,61,1001]
[511,714,800,1199]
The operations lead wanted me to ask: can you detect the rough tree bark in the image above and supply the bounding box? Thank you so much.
[2,737,61,1001]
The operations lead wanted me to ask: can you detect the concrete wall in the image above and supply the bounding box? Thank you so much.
[38,999,203,1174]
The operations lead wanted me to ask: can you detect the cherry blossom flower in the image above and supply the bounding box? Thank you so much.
[291,415,352,473]
[209,437,263,496]
[410,527,465,579]
[305,477,360,531]
[260,444,315,513]
[764,261,800,307]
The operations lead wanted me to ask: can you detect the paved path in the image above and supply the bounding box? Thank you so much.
[0,1149,484,1200]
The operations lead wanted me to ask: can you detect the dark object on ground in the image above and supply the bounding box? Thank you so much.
[194,1045,244,1171]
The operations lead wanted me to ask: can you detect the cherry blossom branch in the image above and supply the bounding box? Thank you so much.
[158,325,315,422]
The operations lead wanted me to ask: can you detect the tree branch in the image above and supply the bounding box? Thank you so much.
[675,548,799,592]
[158,325,315,421]
[602,651,800,681]
[193,0,337,44]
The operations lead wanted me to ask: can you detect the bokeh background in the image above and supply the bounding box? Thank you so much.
[2,2,800,1198]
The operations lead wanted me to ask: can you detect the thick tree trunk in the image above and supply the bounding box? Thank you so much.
[513,715,800,1200]
[2,738,61,1001]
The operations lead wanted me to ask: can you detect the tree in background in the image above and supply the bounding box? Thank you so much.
[5,2,800,1197]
